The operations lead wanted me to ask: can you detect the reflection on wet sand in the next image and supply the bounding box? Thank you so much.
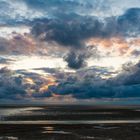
[0,123,140,140]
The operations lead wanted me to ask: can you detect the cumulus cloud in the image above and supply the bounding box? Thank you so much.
[1,61,140,102]
[47,62,140,99]
[31,15,103,48]
[29,7,140,69]
[31,7,140,43]
[0,67,59,101]
[0,67,26,100]
[117,8,140,37]
[113,61,140,86]
[1,1,140,64]
[31,14,105,68]
[64,51,87,69]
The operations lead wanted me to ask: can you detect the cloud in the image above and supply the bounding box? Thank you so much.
[0,33,49,55]
[25,0,85,13]
[31,15,103,48]
[24,0,140,18]
[0,0,43,25]
[1,61,140,102]
[0,0,140,26]
[31,14,105,68]
[47,62,140,99]
[0,67,59,100]
[31,8,140,48]
[1,2,139,63]
[0,57,14,64]
[29,8,140,67]
[24,4,140,43]
[117,8,140,37]
[0,67,26,99]
[64,51,87,69]
[113,61,140,86]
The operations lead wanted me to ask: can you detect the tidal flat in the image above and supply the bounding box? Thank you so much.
[0,105,140,140]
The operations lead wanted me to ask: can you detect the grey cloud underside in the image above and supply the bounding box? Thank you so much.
[49,62,140,99]
[1,62,140,100]
[31,8,140,45]
[31,15,103,48]
[0,68,26,100]
[0,68,52,100]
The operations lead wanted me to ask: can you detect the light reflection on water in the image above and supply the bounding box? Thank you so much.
[42,130,72,134]
[0,107,140,122]
[0,136,18,140]
[0,107,43,116]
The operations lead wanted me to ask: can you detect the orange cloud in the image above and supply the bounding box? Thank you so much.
[86,37,140,56]
[24,78,35,85]
[0,33,48,55]
[39,75,58,93]
[87,37,129,55]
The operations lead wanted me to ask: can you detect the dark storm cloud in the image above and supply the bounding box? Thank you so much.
[0,67,26,99]
[113,61,140,86]
[31,15,103,48]
[0,67,57,100]
[117,8,140,37]
[31,14,105,69]
[1,62,140,100]
[48,62,140,99]
[102,8,140,37]
[48,68,114,99]
[64,51,87,69]
[31,7,140,46]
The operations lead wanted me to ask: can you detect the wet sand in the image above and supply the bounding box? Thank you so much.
[0,123,140,140]
[0,106,140,140]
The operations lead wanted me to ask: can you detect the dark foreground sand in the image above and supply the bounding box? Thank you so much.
[0,123,140,140]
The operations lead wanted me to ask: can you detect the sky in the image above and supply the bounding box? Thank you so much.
[0,0,140,104]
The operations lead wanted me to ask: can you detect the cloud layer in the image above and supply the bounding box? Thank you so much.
[1,61,140,102]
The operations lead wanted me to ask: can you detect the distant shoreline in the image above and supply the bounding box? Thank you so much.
[0,104,140,110]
